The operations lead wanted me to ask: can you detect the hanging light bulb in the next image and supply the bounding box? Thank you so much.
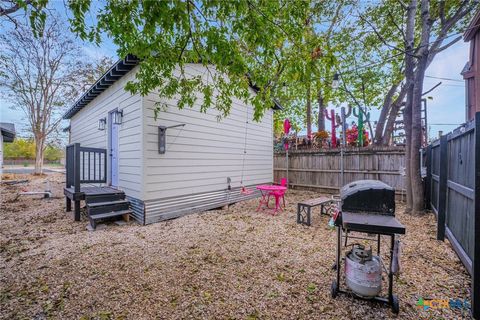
[332,73,340,89]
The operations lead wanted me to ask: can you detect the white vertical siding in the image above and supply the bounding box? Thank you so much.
[142,64,274,201]
[69,67,144,199]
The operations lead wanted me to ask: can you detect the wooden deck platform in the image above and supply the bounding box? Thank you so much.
[64,186,124,199]
[64,186,127,222]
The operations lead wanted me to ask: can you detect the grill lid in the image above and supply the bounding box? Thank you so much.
[340,180,395,215]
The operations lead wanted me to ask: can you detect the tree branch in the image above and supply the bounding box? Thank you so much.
[0,0,29,16]
[422,81,441,96]
[432,35,462,54]
[358,12,419,58]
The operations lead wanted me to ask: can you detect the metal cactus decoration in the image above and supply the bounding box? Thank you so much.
[336,105,352,146]
[324,109,340,148]
[352,107,370,147]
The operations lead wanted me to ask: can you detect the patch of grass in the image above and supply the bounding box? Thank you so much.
[42,281,71,317]
[170,295,178,307]
[246,311,260,320]
[306,283,317,294]
[276,273,285,282]
[202,290,212,302]
[97,311,113,320]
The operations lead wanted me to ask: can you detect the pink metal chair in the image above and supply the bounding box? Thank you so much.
[267,178,287,210]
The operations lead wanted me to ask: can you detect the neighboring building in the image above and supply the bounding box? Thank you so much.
[63,55,280,225]
[0,123,16,175]
[462,10,480,121]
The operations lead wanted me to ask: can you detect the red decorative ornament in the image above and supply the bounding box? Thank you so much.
[283,119,291,151]
[283,118,291,135]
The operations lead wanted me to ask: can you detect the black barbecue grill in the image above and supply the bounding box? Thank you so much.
[340,180,395,215]
[331,179,406,314]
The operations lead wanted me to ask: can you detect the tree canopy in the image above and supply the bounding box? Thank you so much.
[3,138,63,161]
[0,16,115,173]
[68,0,314,120]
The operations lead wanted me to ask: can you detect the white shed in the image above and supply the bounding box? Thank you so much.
[0,123,16,176]
[63,55,280,226]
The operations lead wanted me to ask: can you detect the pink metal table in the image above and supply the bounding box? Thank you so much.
[256,185,287,214]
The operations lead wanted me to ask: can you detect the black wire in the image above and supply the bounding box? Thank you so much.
[314,22,480,80]
[425,75,464,82]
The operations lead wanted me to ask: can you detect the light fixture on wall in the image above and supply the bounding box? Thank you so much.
[113,110,123,125]
[98,118,106,130]
[158,124,186,154]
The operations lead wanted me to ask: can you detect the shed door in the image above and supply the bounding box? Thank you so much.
[109,112,119,187]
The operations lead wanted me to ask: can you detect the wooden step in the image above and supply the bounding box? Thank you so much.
[87,200,129,208]
[88,209,131,230]
[86,193,125,203]
[90,209,132,220]
[88,202,130,215]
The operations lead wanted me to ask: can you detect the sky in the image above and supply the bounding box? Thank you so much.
[0,2,470,141]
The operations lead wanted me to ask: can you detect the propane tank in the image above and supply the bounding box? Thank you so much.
[345,244,382,298]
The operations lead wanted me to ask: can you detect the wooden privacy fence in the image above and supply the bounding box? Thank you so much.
[424,112,480,319]
[274,146,406,194]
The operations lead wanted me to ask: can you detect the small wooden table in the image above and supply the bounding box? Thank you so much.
[256,185,287,214]
[296,196,339,226]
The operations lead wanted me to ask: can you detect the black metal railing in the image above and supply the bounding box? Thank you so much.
[65,143,107,193]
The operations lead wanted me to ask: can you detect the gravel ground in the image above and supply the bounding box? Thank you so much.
[0,173,472,319]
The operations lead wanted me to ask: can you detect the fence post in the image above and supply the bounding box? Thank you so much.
[73,143,81,194]
[65,145,72,188]
[425,145,432,210]
[73,143,81,222]
[436,135,448,241]
[473,112,480,319]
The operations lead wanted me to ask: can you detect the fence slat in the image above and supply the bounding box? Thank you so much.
[426,113,479,317]
[473,112,480,319]
[274,147,406,193]
[425,145,431,210]
[437,135,448,241]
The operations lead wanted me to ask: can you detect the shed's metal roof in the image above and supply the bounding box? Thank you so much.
[63,55,282,119]
[0,122,16,142]
[63,54,140,119]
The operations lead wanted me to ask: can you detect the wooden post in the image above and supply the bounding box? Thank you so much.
[73,143,81,221]
[65,145,72,188]
[103,148,107,183]
[65,145,73,213]
[437,135,448,241]
[74,201,81,222]
[472,112,480,319]
[425,145,432,210]
[74,143,81,193]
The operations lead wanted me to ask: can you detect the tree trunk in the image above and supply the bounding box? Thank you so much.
[34,137,45,174]
[374,83,399,145]
[382,88,407,145]
[404,89,414,212]
[411,61,428,213]
[366,114,374,144]
[403,0,417,213]
[306,83,312,140]
[382,103,400,145]
[410,0,431,214]
[317,90,325,132]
